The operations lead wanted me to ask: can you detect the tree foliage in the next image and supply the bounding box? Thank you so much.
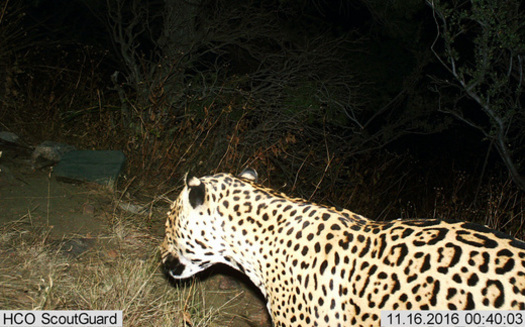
[427,0,525,189]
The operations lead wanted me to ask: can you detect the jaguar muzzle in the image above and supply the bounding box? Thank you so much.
[162,253,187,278]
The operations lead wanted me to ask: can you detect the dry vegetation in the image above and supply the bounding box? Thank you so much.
[0,214,229,326]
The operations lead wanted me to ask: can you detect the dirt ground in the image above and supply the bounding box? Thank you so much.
[0,143,271,327]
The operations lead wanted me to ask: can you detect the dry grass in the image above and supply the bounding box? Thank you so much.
[0,216,223,327]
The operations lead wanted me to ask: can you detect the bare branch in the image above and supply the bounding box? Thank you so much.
[427,0,525,189]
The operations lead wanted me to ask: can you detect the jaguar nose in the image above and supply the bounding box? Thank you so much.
[163,253,186,277]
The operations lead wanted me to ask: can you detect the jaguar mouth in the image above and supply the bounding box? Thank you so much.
[162,252,187,278]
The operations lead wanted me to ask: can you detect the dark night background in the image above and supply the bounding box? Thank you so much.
[1,0,524,234]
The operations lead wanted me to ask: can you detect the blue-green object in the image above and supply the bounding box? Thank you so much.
[54,150,125,188]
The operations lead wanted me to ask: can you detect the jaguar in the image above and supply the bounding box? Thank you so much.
[161,169,525,327]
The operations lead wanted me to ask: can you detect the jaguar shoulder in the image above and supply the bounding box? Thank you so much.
[161,169,525,327]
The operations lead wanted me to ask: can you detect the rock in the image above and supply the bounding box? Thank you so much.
[32,141,76,169]
[217,275,241,290]
[250,310,272,327]
[83,203,96,215]
[118,201,150,215]
[53,150,126,189]
[59,237,96,258]
[0,131,20,144]
[106,249,119,259]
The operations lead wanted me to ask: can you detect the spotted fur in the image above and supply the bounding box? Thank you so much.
[161,169,525,327]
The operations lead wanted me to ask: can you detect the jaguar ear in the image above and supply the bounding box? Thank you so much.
[185,174,206,208]
[239,168,258,182]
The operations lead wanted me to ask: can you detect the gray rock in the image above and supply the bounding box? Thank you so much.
[118,201,150,215]
[31,141,76,169]
[58,237,97,258]
[0,131,20,144]
[54,150,126,189]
